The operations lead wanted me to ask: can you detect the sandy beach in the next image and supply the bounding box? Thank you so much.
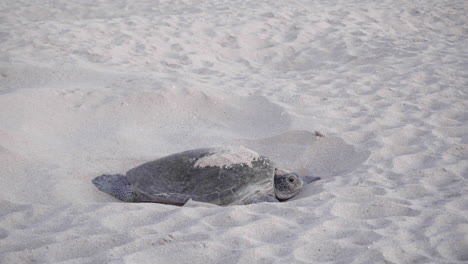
[0,0,467,263]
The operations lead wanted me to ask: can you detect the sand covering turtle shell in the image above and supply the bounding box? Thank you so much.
[193,146,261,169]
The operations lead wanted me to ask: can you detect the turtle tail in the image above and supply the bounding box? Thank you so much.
[92,174,138,202]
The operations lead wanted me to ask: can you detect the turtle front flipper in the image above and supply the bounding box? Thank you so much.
[92,174,138,202]
[243,194,279,204]
[302,176,321,184]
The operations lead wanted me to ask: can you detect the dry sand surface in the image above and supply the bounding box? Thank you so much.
[0,0,467,263]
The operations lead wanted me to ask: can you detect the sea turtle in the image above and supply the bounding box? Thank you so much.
[92,146,318,206]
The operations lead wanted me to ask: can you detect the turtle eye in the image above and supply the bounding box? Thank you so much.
[288,177,295,183]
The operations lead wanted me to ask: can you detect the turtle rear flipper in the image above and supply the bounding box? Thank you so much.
[92,174,138,202]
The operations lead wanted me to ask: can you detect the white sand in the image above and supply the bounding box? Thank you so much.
[0,0,467,263]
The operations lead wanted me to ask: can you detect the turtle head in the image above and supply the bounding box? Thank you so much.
[274,169,303,200]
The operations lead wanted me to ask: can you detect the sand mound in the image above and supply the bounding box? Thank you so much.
[1,0,467,263]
